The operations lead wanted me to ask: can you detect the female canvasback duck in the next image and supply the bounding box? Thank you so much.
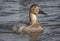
[13,4,47,41]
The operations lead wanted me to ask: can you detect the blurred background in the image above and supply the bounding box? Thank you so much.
[0,0,60,41]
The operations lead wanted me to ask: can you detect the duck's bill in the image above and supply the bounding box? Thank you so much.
[39,10,47,15]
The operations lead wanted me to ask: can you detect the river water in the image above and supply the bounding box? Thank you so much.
[0,0,60,41]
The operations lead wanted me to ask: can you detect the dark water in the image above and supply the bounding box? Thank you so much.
[0,0,60,41]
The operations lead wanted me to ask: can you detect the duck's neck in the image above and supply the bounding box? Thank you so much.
[29,13,38,25]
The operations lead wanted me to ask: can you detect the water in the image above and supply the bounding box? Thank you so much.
[0,0,60,41]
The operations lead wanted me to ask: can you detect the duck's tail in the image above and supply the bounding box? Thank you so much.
[12,23,26,34]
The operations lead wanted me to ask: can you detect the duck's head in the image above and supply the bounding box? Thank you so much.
[29,4,47,15]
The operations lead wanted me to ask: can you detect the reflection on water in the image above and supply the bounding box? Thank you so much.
[0,0,60,41]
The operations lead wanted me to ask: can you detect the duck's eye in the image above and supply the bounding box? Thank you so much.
[34,6,36,8]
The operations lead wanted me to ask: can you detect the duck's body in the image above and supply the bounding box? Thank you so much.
[22,23,43,34]
[22,12,43,35]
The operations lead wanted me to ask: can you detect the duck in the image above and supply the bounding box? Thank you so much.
[12,4,47,41]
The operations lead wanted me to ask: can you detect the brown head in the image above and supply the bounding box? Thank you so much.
[29,4,47,15]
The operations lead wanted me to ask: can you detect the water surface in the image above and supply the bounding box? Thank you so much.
[0,0,60,41]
